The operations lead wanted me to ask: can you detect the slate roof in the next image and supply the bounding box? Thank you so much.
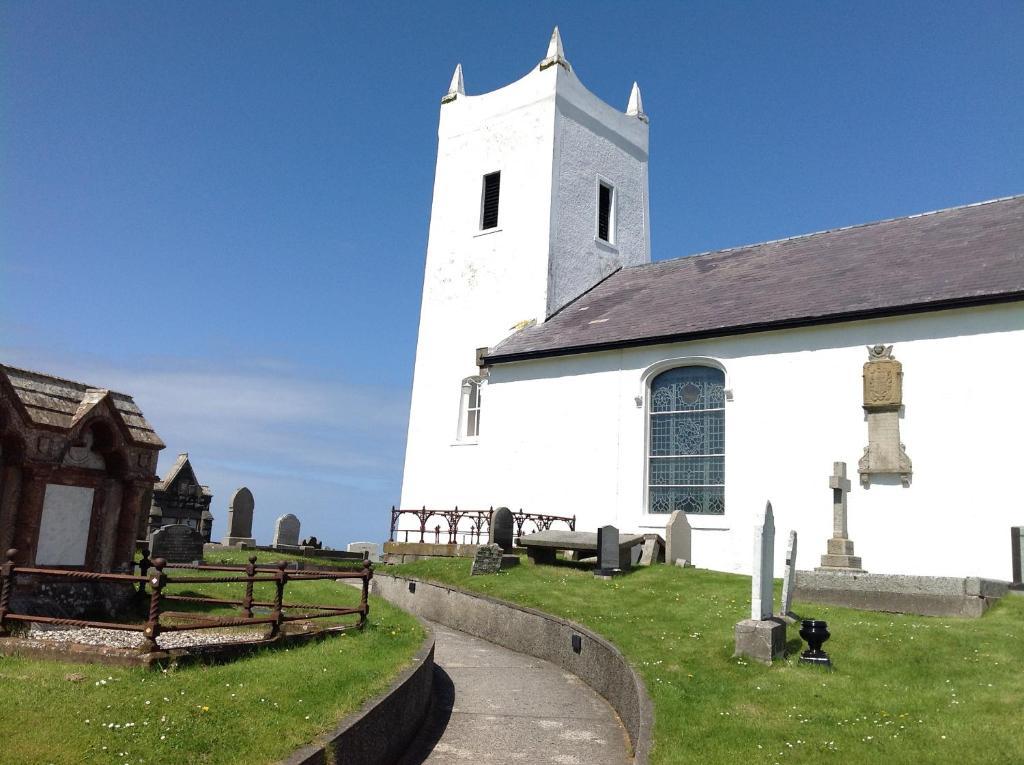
[0,364,164,447]
[485,195,1024,363]
[155,452,213,495]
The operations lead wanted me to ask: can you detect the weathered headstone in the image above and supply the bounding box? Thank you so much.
[1012,527,1024,586]
[665,510,692,566]
[273,514,301,548]
[150,523,204,564]
[733,501,786,665]
[490,507,514,552]
[780,529,798,619]
[595,525,619,577]
[222,487,256,547]
[751,501,775,620]
[638,534,664,566]
[858,344,912,487]
[470,543,503,575]
[817,462,865,572]
[347,541,381,562]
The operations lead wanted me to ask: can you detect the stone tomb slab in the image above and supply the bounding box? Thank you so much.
[518,530,643,569]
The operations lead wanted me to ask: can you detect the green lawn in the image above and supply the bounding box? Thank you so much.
[393,558,1024,765]
[0,551,424,765]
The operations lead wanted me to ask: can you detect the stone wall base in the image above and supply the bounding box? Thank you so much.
[794,571,1009,618]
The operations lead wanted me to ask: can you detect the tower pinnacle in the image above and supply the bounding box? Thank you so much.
[441,63,464,104]
[539,26,571,72]
[626,82,648,122]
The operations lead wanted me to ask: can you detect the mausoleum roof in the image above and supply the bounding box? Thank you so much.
[0,364,164,447]
[485,194,1024,363]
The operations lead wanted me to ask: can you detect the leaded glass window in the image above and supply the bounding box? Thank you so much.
[648,366,725,514]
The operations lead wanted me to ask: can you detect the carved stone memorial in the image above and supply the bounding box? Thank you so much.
[470,543,503,575]
[150,523,205,564]
[780,529,798,619]
[734,501,786,664]
[817,461,865,573]
[595,524,620,577]
[490,506,514,552]
[858,344,912,487]
[665,510,692,566]
[222,487,256,547]
[273,513,301,548]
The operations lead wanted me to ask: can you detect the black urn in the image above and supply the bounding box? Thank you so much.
[798,619,832,667]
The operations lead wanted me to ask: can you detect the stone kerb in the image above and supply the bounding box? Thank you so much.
[282,622,436,765]
[372,573,653,764]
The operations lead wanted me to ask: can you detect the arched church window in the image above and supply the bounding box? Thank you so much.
[648,365,725,515]
[458,376,482,439]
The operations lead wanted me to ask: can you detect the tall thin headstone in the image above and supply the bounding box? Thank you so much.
[273,514,301,548]
[734,500,786,665]
[665,510,692,566]
[751,501,775,620]
[780,529,798,618]
[817,462,865,572]
[1011,527,1024,586]
[222,487,256,547]
[596,525,619,577]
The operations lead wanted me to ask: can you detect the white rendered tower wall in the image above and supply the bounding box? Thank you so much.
[401,33,651,513]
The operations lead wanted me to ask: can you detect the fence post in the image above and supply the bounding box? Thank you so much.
[359,558,373,627]
[269,561,287,639]
[242,555,257,618]
[137,547,152,596]
[0,548,17,637]
[139,558,166,653]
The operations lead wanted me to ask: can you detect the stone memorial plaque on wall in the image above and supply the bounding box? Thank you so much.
[36,484,95,566]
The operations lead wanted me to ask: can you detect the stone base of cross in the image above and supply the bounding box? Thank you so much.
[816,461,867,573]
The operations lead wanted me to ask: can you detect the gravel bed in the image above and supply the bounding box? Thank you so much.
[27,624,264,650]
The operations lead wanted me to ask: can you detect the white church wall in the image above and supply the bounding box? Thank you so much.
[458,302,1024,581]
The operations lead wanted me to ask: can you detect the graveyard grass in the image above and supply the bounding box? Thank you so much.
[0,551,424,765]
[394,558,1024,765]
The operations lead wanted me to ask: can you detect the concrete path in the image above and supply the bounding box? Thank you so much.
[399,621,631,764]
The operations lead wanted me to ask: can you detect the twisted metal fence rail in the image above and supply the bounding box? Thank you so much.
[0,547,371,654]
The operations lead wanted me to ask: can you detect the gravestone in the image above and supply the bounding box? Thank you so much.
[595,525,619,577]
[150,523,205,564]
[273,514,301,548]
[733,501,786,664]
[665,510,692,566]
[347,541,381,562]
[490,507,514,552]
[222,487,256,547]
[780,529,798,619]
[1012,527,1024,587]
[858,344,912,487]
[817,462,865,572]
[470,543,503,575]
[638,534,664,566]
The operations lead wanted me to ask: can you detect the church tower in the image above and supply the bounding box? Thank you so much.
[400,28,651,509]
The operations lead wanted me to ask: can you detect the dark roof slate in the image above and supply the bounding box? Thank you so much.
[486,195,1024,363]
[0,364,164,447]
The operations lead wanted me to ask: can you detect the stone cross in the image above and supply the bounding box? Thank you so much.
[830,462,851,539]
[818,461,864,572]
[780,529,798,618]
[751,501,775,620]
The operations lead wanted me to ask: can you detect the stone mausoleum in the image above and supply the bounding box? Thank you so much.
[142,452,213,542]
[0,364,164,585]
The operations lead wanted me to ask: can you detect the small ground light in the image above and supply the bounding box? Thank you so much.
[798,619,832,668]
[571,634,582,654]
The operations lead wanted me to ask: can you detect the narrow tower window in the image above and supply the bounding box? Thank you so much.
[481,172,501,230]
[598,182,614,243]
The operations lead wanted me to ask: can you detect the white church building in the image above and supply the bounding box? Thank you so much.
[399,29,1024,581]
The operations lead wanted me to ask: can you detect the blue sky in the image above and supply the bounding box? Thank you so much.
[2,2,1022,546]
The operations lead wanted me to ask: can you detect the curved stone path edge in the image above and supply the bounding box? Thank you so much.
[372,573,654,764]
[282,618,436,765]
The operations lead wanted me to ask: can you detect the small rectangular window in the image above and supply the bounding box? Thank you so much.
[598,182,613,242]
[481,172,500,230]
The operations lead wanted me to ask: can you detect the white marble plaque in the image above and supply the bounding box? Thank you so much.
[37,484,94,566]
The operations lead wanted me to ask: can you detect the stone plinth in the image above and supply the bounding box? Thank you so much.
[733,618,787,665]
